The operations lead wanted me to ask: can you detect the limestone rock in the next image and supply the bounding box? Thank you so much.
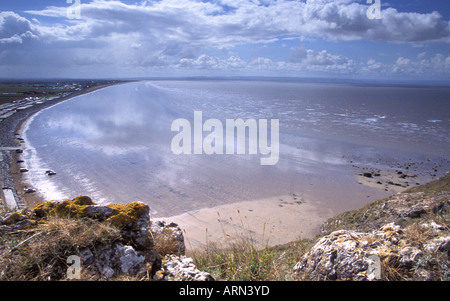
[1,196,213,281]
[156,255,214,281]
[79,242,159,279]
[294,221,450,281]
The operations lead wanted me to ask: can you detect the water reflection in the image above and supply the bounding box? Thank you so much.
[41,82,175,156]
[23,80,450,217]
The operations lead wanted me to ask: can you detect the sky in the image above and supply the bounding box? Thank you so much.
[1,0,450,82]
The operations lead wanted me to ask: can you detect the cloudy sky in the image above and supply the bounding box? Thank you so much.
[1,0,450,81]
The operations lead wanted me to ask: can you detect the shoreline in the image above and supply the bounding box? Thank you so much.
[1,80,350,253]
[1,80,133,210]
[2,79,449,255]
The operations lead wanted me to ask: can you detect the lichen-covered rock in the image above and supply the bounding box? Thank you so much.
[1,196,213,281]
[31,197,153,250]
[1,212,25,225]
[32,196,95,219]
[294,221,450,281]
[0,211,38,230]
[105,202,150,230]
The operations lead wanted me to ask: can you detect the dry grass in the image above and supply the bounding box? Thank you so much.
[192,210,313,281]
[0,214,120,281]
[152,228,180,256]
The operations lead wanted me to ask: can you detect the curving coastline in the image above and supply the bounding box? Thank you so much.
[2,79,449,255]
[0,80,132,210]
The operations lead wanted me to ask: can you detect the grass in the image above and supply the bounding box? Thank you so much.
[1,174,448,281]
[193,173,450,281]
[0,211,121,280]
[404,173,450,194]
[192,210,315,281]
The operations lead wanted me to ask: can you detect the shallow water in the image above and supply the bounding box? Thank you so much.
[22,80,450,217]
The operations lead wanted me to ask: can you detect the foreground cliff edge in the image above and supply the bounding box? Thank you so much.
[0,173,448,281]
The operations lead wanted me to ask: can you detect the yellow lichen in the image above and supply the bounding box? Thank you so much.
[71,195,95,206]
[330,230,346,237]
[32,201,57,218]
[336,237,346,243]
[105,202,148,229]
[30,198,149,230]
[32,196,96,219]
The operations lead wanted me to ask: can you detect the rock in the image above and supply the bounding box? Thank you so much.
[432,200,448,214]
[1,212,25,225]
[293,229,374,281]
[31,197,154,250]
[158,255,214,281]
[399,247,423,268]
[151,220,186,255]
[84,205,116,220]
[80,242,159,279]
[13,218,37,230]
[1,196,221,281]
[407,206,426,218]
[117,245,145,274]
[294,220,449,281]
[413,267,433,281]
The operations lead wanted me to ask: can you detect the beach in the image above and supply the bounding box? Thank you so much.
[0,80,130,209]
[3,80,450,254]
[155,194,334,253]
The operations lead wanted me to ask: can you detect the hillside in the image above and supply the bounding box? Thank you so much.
[292,173,449,281]
[194,173,450,281]
[0,174,449,281]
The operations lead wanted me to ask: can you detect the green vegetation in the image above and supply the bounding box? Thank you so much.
[405,173,450,194]
[0,82,77,105]
[193,238,314,281]
[191,211,316,281]
[194,174,450,281]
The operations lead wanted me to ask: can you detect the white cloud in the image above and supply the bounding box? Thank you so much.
[289,45,356,74]
[362,53,450,77]
[0,0,449,78]
[23,0,450,45]
[0,11,39,44]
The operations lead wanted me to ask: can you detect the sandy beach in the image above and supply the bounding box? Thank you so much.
[158,165,445,253]
[155,193,333,253]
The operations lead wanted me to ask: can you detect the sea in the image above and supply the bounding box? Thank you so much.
[21,80,450,217]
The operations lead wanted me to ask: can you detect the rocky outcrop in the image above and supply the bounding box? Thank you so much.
[294,222,449,281]
[0,196,213,281]
[154,255,214,281]
[294,191,450,281]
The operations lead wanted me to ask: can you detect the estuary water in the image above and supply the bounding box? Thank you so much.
[22,80,450,217]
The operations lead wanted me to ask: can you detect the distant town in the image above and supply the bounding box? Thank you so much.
[0,80,119,123]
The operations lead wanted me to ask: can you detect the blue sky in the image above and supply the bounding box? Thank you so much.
[1,0,450,81]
